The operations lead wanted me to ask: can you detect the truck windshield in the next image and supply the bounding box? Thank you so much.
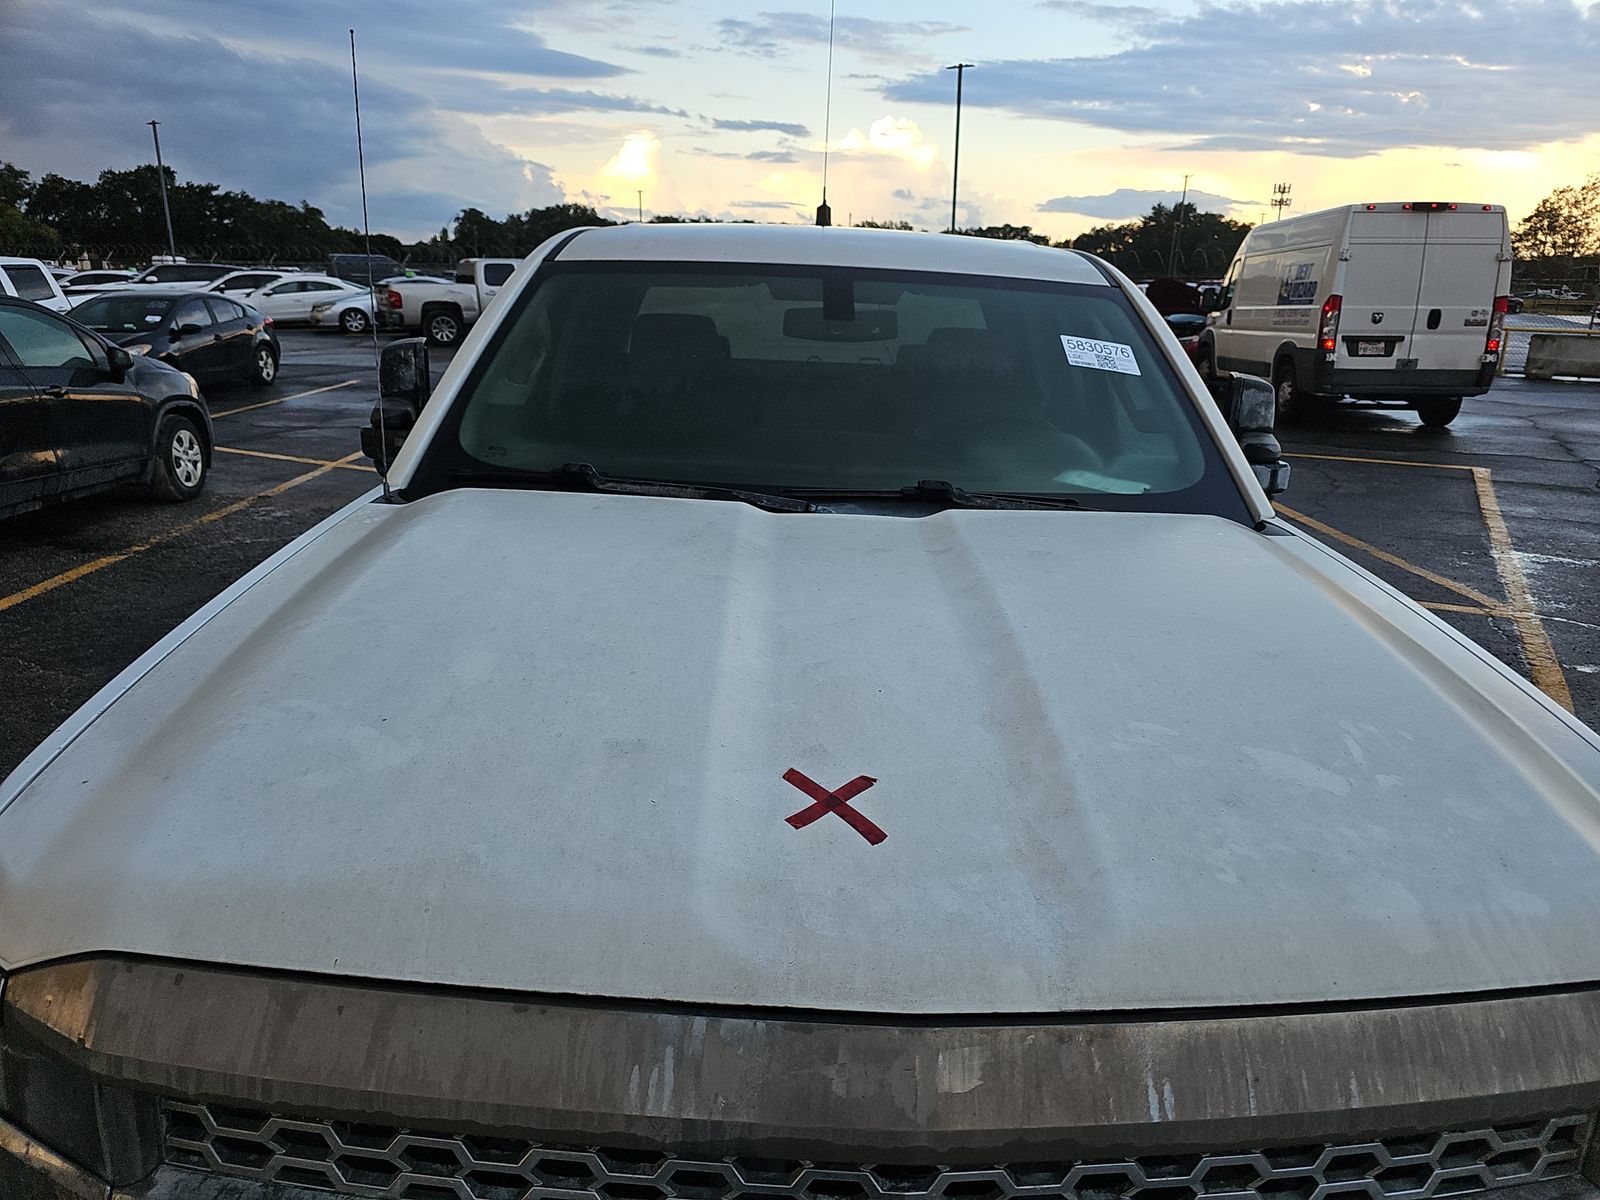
[425,264,1246,515]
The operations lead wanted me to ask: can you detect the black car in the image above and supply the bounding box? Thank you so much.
[328,251,408,286]
[0,297,215,519]
[68,291,280,388]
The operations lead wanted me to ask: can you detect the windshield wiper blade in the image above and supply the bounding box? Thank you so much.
[898,480,1090,510]
[446,463,818,513]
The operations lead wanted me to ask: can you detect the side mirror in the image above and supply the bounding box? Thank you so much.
[1207,372,1290,497]
[363,338,432,471]
[106,345,133,381]
[172,323,203,339]
[379,337,431,409]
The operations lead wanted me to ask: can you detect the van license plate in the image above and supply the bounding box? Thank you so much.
[1356,341,1388,356]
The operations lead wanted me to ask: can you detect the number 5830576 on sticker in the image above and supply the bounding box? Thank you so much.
[1060,335,1142,377]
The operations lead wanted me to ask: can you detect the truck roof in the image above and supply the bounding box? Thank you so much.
[554,223,1110,286]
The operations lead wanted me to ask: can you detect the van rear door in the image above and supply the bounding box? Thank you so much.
[1340,210,1424,378]
[1410,209,1507,373]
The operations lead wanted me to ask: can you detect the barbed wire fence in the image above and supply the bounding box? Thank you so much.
[5,237,468,276]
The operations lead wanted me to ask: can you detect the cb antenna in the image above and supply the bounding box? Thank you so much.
[815,0,836,227]
[350,27,391,500]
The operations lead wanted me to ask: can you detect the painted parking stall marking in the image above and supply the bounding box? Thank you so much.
[782,769,886,845]
[1061,335,1141,375]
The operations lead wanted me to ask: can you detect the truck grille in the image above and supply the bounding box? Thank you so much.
[164,1103,1592,1200]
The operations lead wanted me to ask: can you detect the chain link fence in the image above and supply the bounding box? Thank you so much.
[1503,285,1600,375]
[7,241,460,276]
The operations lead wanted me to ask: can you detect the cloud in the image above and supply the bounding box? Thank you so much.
[130,0,629,80]
[836,117,938,168]
[729,199,804,209]
[884,0,1600,156]
[623,44,680,58]
[893,188,916,201]
[601,132,661,185]
[718,13,965,60]
[0,0,564,238]
[691,148,802,164]
[1038,188,1258,218]
[1038,0,1161,24]
[483,87,689,117]
[712,118,812,137]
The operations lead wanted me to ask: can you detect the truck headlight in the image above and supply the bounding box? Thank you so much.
[0,971,160,1189]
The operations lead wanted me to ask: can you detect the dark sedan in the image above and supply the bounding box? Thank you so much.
[1164,312,1208,366]
[68,291,280,388]
[0,297,215,519]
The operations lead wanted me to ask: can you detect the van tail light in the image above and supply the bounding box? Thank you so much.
[387,289,403,309]
[1319,294,1342,353]
[1485,295,1509,356]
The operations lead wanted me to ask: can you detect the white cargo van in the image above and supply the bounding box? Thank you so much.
[1202,202,1512,427]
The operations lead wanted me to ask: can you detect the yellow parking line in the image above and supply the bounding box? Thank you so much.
[0,453,365,615]
[1470,467,1574,712]
[1284,451,1475,472]
[1422,601,1506,617]
[216,446,374,473]
[211,378,360,419]
[1275,504,1506,611]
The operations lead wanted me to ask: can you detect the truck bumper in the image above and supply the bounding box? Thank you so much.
[0,1113,106,1200]
[1310,356,1494,400]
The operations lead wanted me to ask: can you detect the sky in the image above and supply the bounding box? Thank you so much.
[2,0,1598,243]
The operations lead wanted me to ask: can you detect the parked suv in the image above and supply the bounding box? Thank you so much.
[62,261,248,302]
[328,251,408,286]
[0,256,72,312]
[0,296,213,518]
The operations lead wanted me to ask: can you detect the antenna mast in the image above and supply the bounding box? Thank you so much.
[816,0,836,227]
[350,28,391,499]
[1271,182,1293,220]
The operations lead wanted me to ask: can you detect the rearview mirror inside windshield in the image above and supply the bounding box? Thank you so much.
[783,306,898,343]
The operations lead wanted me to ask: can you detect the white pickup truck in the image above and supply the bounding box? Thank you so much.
[378,257,519,346]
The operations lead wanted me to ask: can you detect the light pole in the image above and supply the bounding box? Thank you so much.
[1166,173,1191,275]
[637,190,643,223]
[146,120,177,262]
[946,63,972,233]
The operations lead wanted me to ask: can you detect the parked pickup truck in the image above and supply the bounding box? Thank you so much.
[378,257,520,346]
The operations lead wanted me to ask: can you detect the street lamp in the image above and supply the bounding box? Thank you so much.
[946,63,973,234]
[146,120,177,262]
[1166,173,1191,275]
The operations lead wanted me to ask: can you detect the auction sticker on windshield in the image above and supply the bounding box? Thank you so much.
[1061,335,1141,376]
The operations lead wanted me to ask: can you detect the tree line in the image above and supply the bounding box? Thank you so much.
[1512,174,1599,280]
[0,162,619,268]
[863,205,1253,277]
[1,159,1253,278]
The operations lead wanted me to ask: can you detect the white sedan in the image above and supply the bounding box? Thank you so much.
[242,273,365,324]
[207,269,296,298]
[307,287,375,335]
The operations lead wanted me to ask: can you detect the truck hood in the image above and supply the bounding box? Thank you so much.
[5,490,1600,1014]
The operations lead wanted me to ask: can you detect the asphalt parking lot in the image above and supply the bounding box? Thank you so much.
[0,330,454,775]
[1,335,1597,779]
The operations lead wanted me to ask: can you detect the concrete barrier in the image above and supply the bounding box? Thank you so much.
[1525,333,1600,380]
